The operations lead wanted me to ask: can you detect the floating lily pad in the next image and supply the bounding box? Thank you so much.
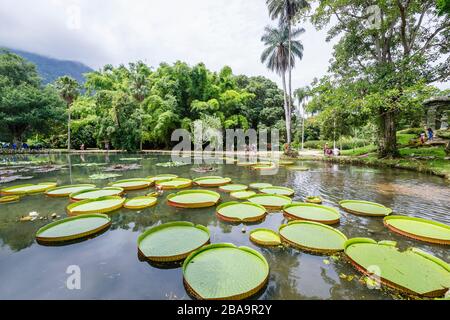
[259,186,295,197]
[0,195,20,204]
[89,173,122,180]
[236,161,257,167]
[218,184,248,193]
[230,190,256,200]
[45,184,96,197]
[138,222,210,262]
[103,163,142,172]
[124,196,158,210]
[73,163,107,167]
[252,163,276,170]
[339,200,392,217]
[67,196,125,215]
[147,174,178,182]
[250,229,281,246]
[183,244,269,300]
[216,202,267,223]
[1,182,57,195]
[305,196,323,204]
[167,190,220,208]
[279,221,348,254]
[248,194,292,210]
[120,157,143,161]
[156,161,189,167]
[283,203,341,225]
[156,178,192,190]
[70,187,124,201]
[288,166,309,171]
[36,214,111,244]
[278,160,295,166]
[249,183,273,189]
[193,176,232,187]
[344,238,450,297]
[110,178,153,191]
[384,216,450,245]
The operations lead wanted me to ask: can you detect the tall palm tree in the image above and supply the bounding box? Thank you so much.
[261,24,304,145]
[266,0,310,146]
[294,86,310,150]
[55,76,80,152]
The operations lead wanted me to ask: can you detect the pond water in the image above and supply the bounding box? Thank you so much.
[0,153,448,300]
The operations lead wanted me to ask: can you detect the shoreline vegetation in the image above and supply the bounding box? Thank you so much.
[2,147,448,181]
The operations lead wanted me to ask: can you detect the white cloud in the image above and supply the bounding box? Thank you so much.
[0,0,342,91]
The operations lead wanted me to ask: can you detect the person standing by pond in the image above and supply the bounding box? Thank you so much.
[427,128,434,141]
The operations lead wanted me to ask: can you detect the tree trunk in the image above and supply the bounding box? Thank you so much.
[287,21,292,148]
[67,103,71,152]
[378,109,398,157]
[281,72,291,145]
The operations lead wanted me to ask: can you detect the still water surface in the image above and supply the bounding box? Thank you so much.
[0,153,448,300]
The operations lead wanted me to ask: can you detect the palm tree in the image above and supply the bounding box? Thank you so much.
[261,24,304,145]
[266,0,310,146]
[294,86,310,150]
[55,76,79,152]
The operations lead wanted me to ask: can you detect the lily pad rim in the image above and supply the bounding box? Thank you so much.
[216,201,267,222]
[45,184,97,196]
[339,199,393,216]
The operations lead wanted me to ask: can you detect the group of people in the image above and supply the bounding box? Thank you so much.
[323,143,340,157]
[420,127,434,144]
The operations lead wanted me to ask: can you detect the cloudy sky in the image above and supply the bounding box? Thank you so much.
[0,0,340,90]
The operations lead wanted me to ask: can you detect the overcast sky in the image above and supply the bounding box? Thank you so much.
[0,0,339,91]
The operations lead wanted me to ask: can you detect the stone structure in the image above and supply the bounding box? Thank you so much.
[424,96,450,130]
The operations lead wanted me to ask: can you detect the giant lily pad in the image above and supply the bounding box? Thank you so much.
[110,178,153,191]
[260,186,295,197]
[45,184,96,197]
[147,174,178,182]
[138,222,210,262]
[167,190,220,208]
[183,244,269,300]
[36,214,111,244]
[1,182,57,195]
[218,184,248,193]
[251,163,276,170]
[124,196,158,210]
[70,187,124,201]
[344,238,450,297]
[279,221,348,254]
[278,160,295,166]
[384,216,450,245]
[216,202,267,223]
[193,176,232,187]
[89,173,122,180]
[339,200,392,217]
[67,196,125,215]
[0,195,20,204]
[249,183,272,190]
[250,229,281,247]
[283,203,341,225]
[248,194,292,210]
[230,190,256,200]
[236,161,257,167]
[156,178,192,190]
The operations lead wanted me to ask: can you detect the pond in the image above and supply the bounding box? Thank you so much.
[0,153,448,300]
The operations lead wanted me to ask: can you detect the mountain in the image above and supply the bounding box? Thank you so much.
[1,48,94,84]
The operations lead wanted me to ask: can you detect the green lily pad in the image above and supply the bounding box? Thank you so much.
[250,228,281,246]
[110,178,153,191]
[279,221,348,254]
[252,163,276,170]
[305,196,323,204]
[249,183,273,189]
[283,203,341,225]
[278,160,295,166]
[183,244,269,300]
[120,157,143,161]
[230,190,256,200]
[248,194,292,209]
[67,196,125,215]
[218,184,248,193]
[147,174,178,182]
[384,216,450,245]
[344,238,450,297]
[70,187,124,201]
[124,196,158,210]
[0,195,20,204]
[340,200,393,217]
[89,173,122,180]
[36,214,111,243]
[156,178,192,190]
[260,186,295,197]
[138,222,210,262]
[236,161,257,167]
[288,166,309,171]
[45,184,96,197]
[167,190,220,208]
[216,202,267,223]
[1,182,57,195]
[193,176,232,187]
